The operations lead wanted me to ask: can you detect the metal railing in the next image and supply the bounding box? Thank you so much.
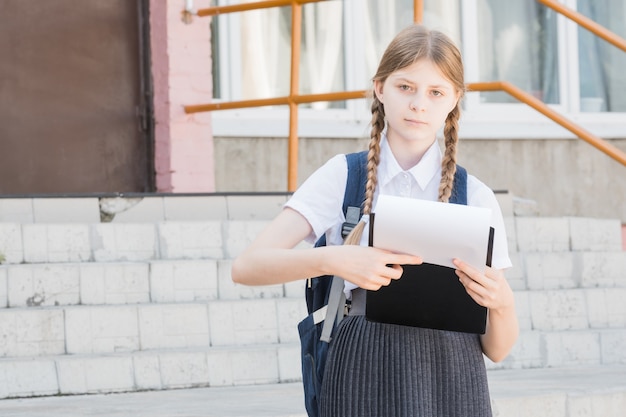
[537,0,626,53]
[467,82,626,166]
[184,0,626,191]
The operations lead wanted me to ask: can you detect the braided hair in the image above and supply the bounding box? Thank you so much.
[344,24,465,245]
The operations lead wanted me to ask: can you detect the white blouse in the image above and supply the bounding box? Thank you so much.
[286,135,512,294]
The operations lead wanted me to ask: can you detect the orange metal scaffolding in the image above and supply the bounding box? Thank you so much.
[185,0,626,191]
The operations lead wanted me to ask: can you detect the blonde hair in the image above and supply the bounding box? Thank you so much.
[345,24,465,245]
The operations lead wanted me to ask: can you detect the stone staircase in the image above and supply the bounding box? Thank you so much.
[0,194,625,416]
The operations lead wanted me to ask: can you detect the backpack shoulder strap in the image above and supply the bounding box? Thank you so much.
[343,151,368,215]
[319,151,367,343]
[307,151,368,316]
[450,165,468,205]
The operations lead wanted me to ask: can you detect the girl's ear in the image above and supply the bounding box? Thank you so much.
[374,80,384,104]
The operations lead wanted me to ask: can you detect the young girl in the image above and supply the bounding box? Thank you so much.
[232,24,518,417]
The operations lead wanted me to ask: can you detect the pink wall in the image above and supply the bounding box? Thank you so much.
[150,0,215,192]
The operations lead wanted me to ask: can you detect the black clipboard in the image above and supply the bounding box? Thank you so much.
[365,213,494,334]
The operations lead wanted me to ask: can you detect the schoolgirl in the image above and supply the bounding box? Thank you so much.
[232,24,518,417]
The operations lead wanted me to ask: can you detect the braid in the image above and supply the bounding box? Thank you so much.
[362,99,384,215]
[344,97,384,245]
[438,104,461,203]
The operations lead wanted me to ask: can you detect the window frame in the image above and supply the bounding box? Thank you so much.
[209,0,626,140]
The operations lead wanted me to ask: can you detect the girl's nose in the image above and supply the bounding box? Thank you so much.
[409,94,426,112]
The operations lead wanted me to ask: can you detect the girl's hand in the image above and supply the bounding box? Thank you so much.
[454,258,519,362]
[331,245,423,291]
[453,258,515,312]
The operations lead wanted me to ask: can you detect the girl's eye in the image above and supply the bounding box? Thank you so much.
[432,90,443,97]
[399,84,412,91]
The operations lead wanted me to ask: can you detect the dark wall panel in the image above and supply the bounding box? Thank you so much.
[0,0,151,193]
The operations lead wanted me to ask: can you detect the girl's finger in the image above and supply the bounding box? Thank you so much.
[387,253,423,265]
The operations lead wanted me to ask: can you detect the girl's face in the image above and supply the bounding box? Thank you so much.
[374,59,460,150]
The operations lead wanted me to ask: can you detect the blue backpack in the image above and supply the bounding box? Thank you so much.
[297,151,467,417]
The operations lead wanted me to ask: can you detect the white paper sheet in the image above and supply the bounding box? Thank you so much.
[373,195,492,272]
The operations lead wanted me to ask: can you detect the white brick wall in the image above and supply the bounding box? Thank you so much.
[581,252,626,288]
[32,198,100,223]
[587,288,626,328]
[568,390,626,417]
[569,217,623,251]
[0,309,65,357]
[79,263,150,304]
[208,300,278,346]
[516,217,570,252]
[524,252,579,290]
[158,222,223,259]
[159,351,210,389]
[225,195,287,220]
[108,197,164,223]
[207,346,279,386]
[57,356,135,394]
[163,196,227,221]
[600,330,626,364]
[278,344,301,381]
[0,359,58,398]
[65,307,139,354]
[0,199,34,223]
[0,205,624,398]
[132,353,162,390]
[149,260,218,302]
[8,264,80,307]
[138,304,210,350]
[530,290,589,330]
[0,223,23,263]
[543,331,601,366]
[277,298,307,343]
[92,224,156,262]
[0,268,7,308]
[486,330,543,370]
[23,224,91,263]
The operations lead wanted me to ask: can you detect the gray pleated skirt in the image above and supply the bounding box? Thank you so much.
[319,314,492,417]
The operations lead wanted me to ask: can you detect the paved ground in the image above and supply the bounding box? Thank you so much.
[0,383,306,417]
[0,366,624,417]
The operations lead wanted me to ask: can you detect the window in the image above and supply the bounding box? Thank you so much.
[577,0,626,112]
[209,0,626,138]
[474,0,560,104]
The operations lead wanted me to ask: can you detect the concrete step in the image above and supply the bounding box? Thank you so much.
[507,250,626,291]
[0,365,623,417]
[514,288,626,331]
[0,220,269,265]
[0,299,307,358]
[488,328,626,370]
[512,216,623,253]
[2,288,626,357]
[0,343,301,399]
[488,365,626,417]
[1,214,623,266]
[0,251,623,310]
[0,260,305,308]
[0,298,624,373]
[0,195,290,224]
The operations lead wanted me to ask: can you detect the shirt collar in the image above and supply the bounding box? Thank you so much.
[379,134,442,191]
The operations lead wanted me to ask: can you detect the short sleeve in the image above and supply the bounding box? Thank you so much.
[284,154,348,244]
[467,175,513,270]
